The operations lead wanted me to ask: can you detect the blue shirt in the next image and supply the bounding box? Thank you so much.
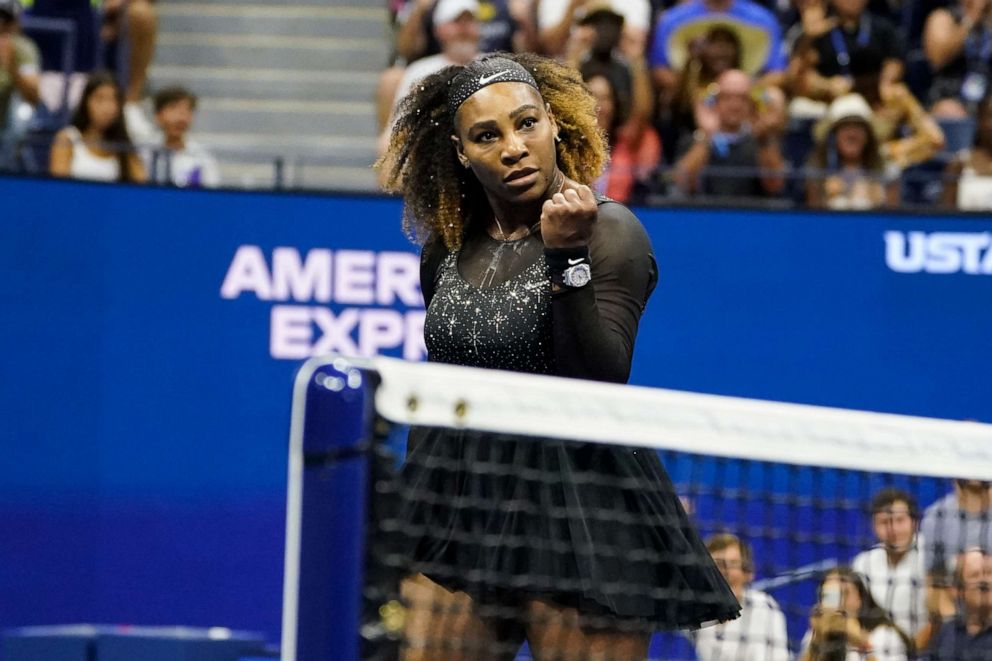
[928,617,992,660]
[649,0,786,74]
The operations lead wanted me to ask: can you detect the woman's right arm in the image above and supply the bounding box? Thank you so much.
[879,84,945,169]
[49,129,73,177]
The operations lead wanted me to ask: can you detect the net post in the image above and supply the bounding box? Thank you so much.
[281,356,379,661]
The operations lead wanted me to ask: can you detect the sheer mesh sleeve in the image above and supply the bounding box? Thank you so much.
[548,202,658,383]
[419,237,448,309]
[419,202,657,382]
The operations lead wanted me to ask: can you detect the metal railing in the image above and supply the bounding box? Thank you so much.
[2,130,988,212]
[19,16,77,126]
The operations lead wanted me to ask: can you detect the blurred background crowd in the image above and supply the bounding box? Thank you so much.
[2,0,991,209]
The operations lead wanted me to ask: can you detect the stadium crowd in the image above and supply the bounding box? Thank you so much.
[380,0,992,209]
[0,0,218,187]
[0,0,990,206]
[685,482,992,660]
[0,0,992,209]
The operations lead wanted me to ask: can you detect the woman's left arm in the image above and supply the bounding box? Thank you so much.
[546,202,657,383]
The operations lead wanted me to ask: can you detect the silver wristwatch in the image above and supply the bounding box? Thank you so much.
[561,262,592,288]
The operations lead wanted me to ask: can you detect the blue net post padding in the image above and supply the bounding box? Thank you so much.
[282,358,377,661]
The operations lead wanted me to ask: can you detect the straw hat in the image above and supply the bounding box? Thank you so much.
[813,93,878,143]
[665,19,772,76]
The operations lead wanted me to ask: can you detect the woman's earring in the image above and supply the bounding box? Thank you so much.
[554,134,562,143]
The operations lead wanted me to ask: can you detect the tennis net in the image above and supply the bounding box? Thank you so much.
[281,355,992,661]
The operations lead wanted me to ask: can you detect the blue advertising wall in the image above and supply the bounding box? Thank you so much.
[1,176,990,646]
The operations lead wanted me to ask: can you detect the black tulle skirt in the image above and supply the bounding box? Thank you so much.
[395,427,741,630]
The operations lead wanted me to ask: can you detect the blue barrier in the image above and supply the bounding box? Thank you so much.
[0,175,989,647]
[2,625,266,661]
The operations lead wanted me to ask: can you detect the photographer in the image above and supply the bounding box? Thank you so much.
[801,567,912,661]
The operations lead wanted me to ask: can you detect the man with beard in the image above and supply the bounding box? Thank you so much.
[926,547,992,660]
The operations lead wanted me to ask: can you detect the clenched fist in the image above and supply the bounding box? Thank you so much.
[540,182,597,249]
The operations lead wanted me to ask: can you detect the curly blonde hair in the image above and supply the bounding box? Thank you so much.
[376,52,607,251]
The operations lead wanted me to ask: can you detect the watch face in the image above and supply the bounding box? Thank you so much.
[564,263,591,287]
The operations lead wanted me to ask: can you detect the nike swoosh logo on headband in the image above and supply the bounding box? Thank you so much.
[479,71,510,85]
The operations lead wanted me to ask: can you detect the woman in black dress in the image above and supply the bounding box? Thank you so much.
[377,52,739,660]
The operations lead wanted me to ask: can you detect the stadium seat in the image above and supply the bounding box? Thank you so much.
[783,117,817,205]
[784,117,817,170]
[24,0,100,72]
[904,49,932,105]
[901,156,951,207]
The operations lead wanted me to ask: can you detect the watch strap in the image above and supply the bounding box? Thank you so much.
[545,246,590,288]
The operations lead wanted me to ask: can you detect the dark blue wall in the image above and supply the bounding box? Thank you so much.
[1,176,989,644]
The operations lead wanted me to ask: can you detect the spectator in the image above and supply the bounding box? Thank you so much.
[582,62,661,204]
[49,70,145,183]
[144,86,219,189]
[689,34,788,138]
[942,93,992,209]
[0,0,39,167]
[920,479,992,576]
[806,93,896,209]
[670,25,743,132]
[650,0,787,110]
[23,1,157,135]
[378,0,482,160]
[98,1,157,104]
[801,566,913,661]
[539,0,652,60]
[790,0,903,103]
[925,548,992,660]
[851,488,929,646]
[674,68,786,198]
[396,0,535,62]
[923,0,992,118]
[847,54,945,170]
[566,3,653,151]
[392,0,481,112]
[377,0,414,133]
[692,533,790,661]
[379,0,538,131]
[104,0,159,140]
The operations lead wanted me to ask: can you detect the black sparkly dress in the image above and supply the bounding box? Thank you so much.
[397,200,740,629]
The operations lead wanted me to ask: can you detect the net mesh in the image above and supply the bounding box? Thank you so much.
[329,358,992,661]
